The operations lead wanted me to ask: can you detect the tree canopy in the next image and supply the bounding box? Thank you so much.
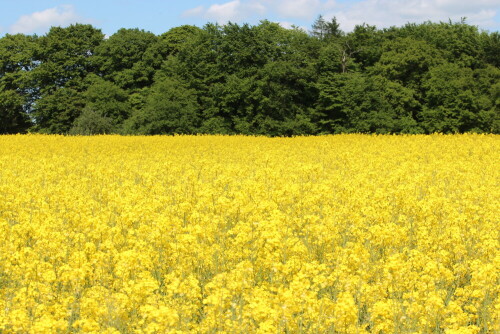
[0,18,498,135]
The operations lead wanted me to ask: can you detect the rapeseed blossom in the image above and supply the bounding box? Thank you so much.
[0,134,498,333]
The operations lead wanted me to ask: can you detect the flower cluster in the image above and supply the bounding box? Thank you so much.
[0,134,498,333]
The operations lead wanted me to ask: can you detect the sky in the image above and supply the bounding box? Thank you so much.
[1,0,499,37]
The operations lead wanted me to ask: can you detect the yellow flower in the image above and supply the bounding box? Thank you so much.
[0,134,498,332]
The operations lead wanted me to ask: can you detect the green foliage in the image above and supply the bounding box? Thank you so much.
[84,75,131,126]
[0,90,31,133]
[0,19,498,136]
[33,87,86,134]
[399,20,484,68]
[159,25,203,56]
[123,78,200,135]
[69,107,113,135]
[481,32,500,67]
[311,15,343,41]
[348,23,383,69]
[421,63,500,133]
[316,73,421,134]
[316,44,343,74]
[30,24,104,133]
[33,24,104,90]
[94,28,158,90]
[370,37,444,90]
[0,33,37,133]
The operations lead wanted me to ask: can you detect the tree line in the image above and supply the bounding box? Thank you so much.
[1,17,499,135]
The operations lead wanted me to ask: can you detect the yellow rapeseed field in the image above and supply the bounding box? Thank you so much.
[0,134,498,333]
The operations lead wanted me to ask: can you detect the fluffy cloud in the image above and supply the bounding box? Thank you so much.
[183,0,338,22]
[278,21,308,31]
[205,1,244,21]
[268,0,322,19]
[9,5,91,34]
[326,0,500,31]
[183,0,266,23]
[183,0,499,30]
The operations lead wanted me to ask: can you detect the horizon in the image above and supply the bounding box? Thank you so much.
[1,0,499,38]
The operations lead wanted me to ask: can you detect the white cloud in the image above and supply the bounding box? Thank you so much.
[273,0,322,19]
[9,5,91,34]
[183,0,334,23]
[278,21,296,29]
[278,21,308,31]
[206,0,244,21]
[325,0,500,31]
[435,0,500,12]
[183,0,499,30]
[183,0,266,23]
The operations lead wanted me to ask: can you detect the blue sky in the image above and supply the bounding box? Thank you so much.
[1,0,499,36]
